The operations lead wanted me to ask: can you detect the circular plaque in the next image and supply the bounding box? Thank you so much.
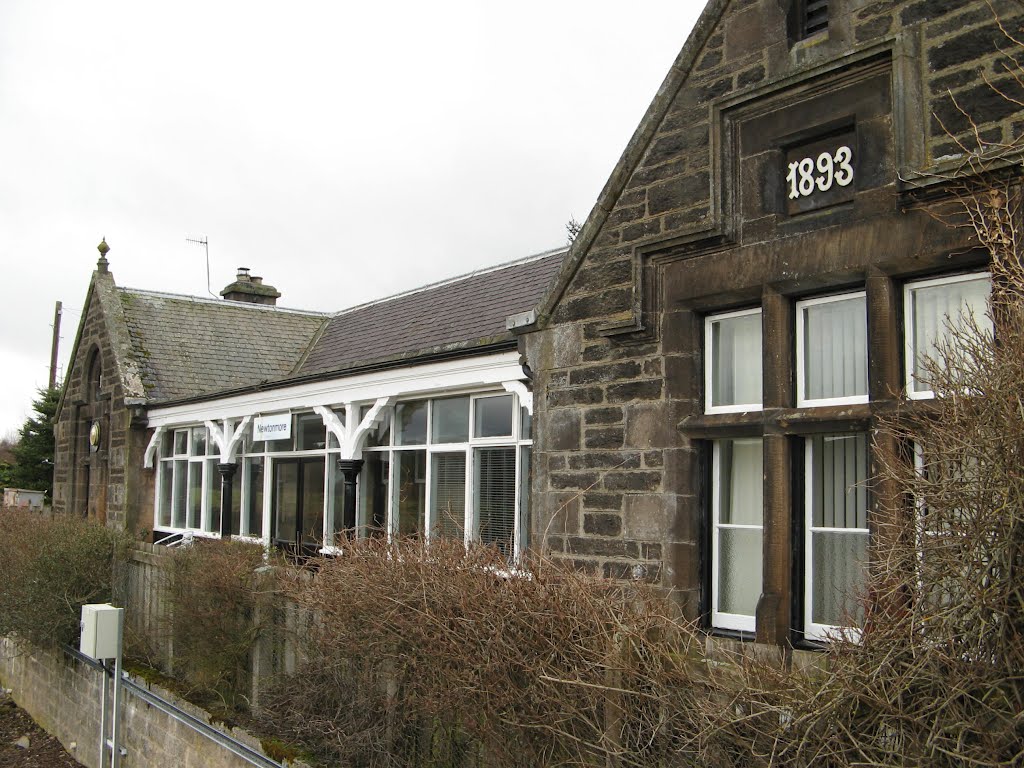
[89,421,101,450]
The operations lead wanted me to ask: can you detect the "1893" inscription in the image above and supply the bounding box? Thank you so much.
[786,145,854,200]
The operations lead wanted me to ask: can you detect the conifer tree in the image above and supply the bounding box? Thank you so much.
[10,387,59,498]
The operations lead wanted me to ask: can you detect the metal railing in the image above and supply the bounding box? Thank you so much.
[64,646,286,768]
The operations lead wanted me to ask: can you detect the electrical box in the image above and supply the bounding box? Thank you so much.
[80,604,122,660]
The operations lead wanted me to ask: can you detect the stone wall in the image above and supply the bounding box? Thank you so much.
[53,264,154,534]
[523,0,1024,623]
[0,638,287,768]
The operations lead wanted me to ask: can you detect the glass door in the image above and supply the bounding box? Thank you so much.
[272,457,326,555]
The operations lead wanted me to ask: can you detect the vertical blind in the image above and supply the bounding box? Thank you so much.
[909,275,991,394]
[710,311,762,409]
[801,295,867,403]
[808,433,868,629]
[715,438,763,620]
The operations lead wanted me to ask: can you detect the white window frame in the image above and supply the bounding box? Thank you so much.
[903,271,991,400]
[796,291,868,408]
[259,412,331,548]
[155,426,221,539]
[359,390,532,560]
[711,437,763,633]
[237,454,267,542]
[704,307,763,414]
[804,434,869,642]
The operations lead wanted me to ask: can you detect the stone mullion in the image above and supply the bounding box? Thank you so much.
[866,267,901,404]
[758,286,793,646]
[865,268,904,619]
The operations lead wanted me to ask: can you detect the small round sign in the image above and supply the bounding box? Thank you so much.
[89,421,101,450]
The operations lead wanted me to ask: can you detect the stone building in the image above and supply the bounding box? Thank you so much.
[53,0,1021,651]
[54,245,561,554]
[518,0,1017,646]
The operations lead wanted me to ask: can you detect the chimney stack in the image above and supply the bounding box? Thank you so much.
[220,266,281,306]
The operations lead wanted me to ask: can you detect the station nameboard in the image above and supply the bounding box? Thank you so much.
[254,412,291,441]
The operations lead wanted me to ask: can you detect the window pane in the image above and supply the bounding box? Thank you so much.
[396,401,428,446]
[295,413,327,451]
[431,397,470,444]
[274,462,298,543]
[173,430,188,456]
[476,447,516,556]
[190,427,207,457]
[808,433,869,634]
[245,457,264,538]
[266,435,292,453]
[474,395,514,438]
[431,452,466,540]
[329,463,342,541]
[239,427,255,456]
[809,434,868,530]
[205,459,220,533]
[521,407,532,440]
[230,464,242,537]
[718,528,762,616]
[811,531,867,627]
[718,438,763,526]
[301,459,326,545]
[908,274,991,394]
[361,453,389,536]
[519,446,531,554]
[714,438,763,627]
[709,311,762,409]
[158,462,173,527]
[360,405,391,448]
[187,462,202,529]
[172,459,187,527]
[395,450,426,536]
[801,295,867,403]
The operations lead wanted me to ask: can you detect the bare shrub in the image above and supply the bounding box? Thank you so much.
[260,537,709,767]
[164,539,278,711]
[0,510,129,648]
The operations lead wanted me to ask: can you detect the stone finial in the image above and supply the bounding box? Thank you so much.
[97,238,110,273]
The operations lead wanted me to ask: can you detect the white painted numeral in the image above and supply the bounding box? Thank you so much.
[787,144,855,201]
[833,145,854,187]
[815,151,834,192]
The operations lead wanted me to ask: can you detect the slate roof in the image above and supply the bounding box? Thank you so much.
[296,248,566,378]
[118,289,328,403]
[111,248,565,406]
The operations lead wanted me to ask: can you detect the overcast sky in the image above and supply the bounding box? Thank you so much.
[0,1,703,439]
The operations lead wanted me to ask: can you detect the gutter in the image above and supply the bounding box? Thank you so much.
[144,339,519,411]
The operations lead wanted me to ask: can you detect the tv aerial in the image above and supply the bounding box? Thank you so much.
[185,236,217,299]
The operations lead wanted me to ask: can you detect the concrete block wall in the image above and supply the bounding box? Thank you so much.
[0,638,287,768]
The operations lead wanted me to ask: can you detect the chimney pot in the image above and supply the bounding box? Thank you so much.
[220,268,280,306]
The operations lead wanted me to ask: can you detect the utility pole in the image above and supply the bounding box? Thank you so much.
[49,300,63,390]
